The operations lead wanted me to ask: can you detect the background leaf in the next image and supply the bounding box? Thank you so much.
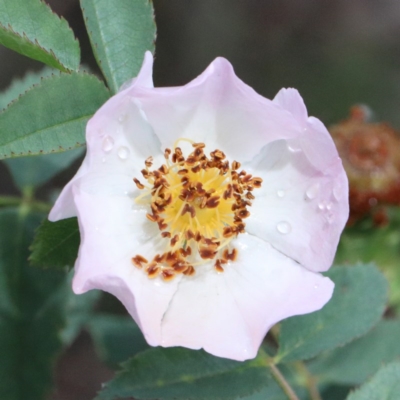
[0,0,80,71]
[336,208,400,309]
[30,217,80,270]
[61,276,100,346]
[276,265,388,363]
[0,72,110,159]
[0,67,53,111]
[346,362,400,400]
[80,0,156,93]
[87,314,149,368]
[308,319,400,386]
[96,347,272,400]
[4,148,84,190]
[0,208,67,400]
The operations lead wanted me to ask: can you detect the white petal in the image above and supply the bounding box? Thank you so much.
[273,88,308,124]
[71,186,181,345]
[132,58,301,162]
[160,233,334,361]
[246,140,349,272]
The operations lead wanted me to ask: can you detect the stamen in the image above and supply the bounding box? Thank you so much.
[132,139,262,280]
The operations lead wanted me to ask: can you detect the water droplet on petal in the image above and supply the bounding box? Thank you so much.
[333,182,343,201]
[318,201,326,211]
[118,114,125,123]
[287,143,302,153]
[305,183,320,200]
[277,221,291,234]
[117,146,130,160]
[314,285,319,289]
[277,190,285,198]
[102,136,114,152]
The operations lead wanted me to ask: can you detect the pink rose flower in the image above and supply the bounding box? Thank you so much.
[49,52,348,361]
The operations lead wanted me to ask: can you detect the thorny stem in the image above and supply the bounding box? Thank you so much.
[295,362,322,400]
[269,363,301,400]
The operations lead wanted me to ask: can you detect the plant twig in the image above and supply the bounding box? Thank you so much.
[295,361,322,400]
[269,363,300,400]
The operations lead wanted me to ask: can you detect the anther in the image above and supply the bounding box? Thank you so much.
[145,156,153,167]
[199,247,217,259]
[223,248,238,262]
[251,177,263,188]
[164,148,171,159]
[132,255,148,268]
[162,270,175,281]
[146,213,158,222]
[146,262,160,278]
[206,196,220,208]
[214,259,224,273]
[159,164,169,174]
[185,229,195,240]
[232,161,241,170]
[161,231,171,238]
[183,265,195,276]
[133,178,145,189]
[170,234,180,247]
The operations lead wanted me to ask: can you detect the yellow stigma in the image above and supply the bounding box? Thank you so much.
[132,139,262,281]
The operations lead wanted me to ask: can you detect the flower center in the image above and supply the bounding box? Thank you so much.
[132,139,262,281]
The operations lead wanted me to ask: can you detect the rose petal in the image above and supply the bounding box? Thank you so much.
[70,185,181,345]
[245,140,348,272]
[130,57,301,162]
[160,233,334,361]
[274,88,340,170]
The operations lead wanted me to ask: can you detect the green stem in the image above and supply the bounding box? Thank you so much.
[295,362,322,400]
[269,363,300,400]
[0,195,51,213]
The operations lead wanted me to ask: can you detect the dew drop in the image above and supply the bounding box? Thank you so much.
[314,285,319,289]
[318,201,326,211]
[287,143,302,153]
[333,182,342,201]
[277,190,285,198]
[276,221,291,234]
[305,183,320,200]
[102,136,114,152]
[117,146,130,160]
[118,114,125,123]
[326,202,333,210]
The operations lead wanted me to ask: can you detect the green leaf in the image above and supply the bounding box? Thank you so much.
[0,0,80,71]
[276,264,388,363]
[0,208,67,399]
[88,314,150,368]
[336,208,400,308]
[0,72,110,159]
[346,362,400,400]
[308,319,400,386]
[96,347,273,400]
[4,148,83,190]
[30,217,80,270]
[80,0,156,93]
[0,67,54,111]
